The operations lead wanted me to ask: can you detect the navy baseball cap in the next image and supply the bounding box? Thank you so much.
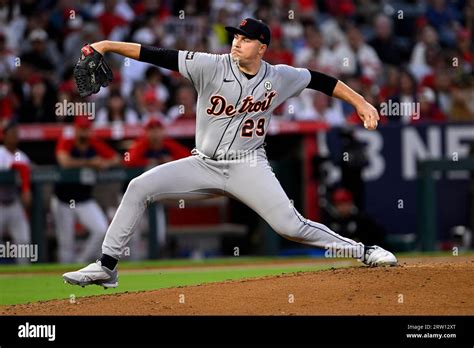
[225,18,271,46]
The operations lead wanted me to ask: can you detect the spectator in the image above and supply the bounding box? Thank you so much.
[387,69,418,124]
[95,90,140,127]
[454,28,473,75]
[18,75,57,123]
[0,76,18,126]
[124,117,189,168]
[264,26,294,66]
[143,66,169,108]
[409,25,440,81]
[0,32,16,77]
[63,22,103,69]
[120,26,157,97]
[92,0,132,40]
[449,79,474,122]
[141,89,167,125]
[20,29,60,81]
[167,84,197,123]
[368,14,404,66]
[283,90,345,126]
[52,116,121,263]
[413,87,446,123]
[295,26,336,74]
[332,24,382,80]
[379,65,400,102]
[0,120,32,263]
[325,188,386,246]
[425,0,462,47]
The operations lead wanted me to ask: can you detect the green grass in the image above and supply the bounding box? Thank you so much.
[0,263,342,305]
[0,251,471,306]
[0,256,302,274]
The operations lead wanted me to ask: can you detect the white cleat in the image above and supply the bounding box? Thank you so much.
[362,245,398,267]
[62,260,118,288]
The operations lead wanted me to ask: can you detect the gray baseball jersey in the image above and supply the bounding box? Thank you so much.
[102,51,366,261]
[178,51,311,159]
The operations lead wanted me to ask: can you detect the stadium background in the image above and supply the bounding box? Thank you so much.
[0,0,474,315]
[0,0,473,316]
[1,0,473,262]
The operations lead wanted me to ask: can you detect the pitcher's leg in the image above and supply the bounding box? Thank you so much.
[226,152,363,257]
[102,156,223,259]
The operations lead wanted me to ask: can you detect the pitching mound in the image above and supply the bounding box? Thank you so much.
[2,256,473,315]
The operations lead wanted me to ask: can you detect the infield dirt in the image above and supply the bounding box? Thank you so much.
[1,256,473,315]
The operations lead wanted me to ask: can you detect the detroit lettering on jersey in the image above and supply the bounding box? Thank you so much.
[206,91,277,116]
[178,50,311,158]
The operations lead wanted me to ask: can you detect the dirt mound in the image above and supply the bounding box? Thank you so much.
[2,257,473,315]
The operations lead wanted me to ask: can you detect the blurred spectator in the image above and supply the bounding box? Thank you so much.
[141,89,167,124]
[413,87,446,123]
[52,116,121,263]
[91,0,133,40]
[379,65,400,102]
[387,69,418,124]
[264,26,294,66]
[409,25,440,81]
[167,84,197,123]
[18,75,57,123]
[368,14,404,66]
[425,0,462,47]
[283,90,345,126]
[430,69,453,115]
[332,25,382,80]
[143,66,169,108]
[450,79,474,122]
[0,120,32,263]
[209,8,231,53]
[325,188,386,246]
[63,22,103,69]
[120,26,157,96]
[124,117,189,168]
[20,29,61,81]
[0,32,16,77]
[295,25,336,74]
[95,90,139,127]
[454,28,473,75]
[0,76,18,126]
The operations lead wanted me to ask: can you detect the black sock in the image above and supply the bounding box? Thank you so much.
[100,254,118,270]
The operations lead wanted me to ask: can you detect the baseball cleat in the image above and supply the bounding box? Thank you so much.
[63,260,118,288]
[362,245,398,267]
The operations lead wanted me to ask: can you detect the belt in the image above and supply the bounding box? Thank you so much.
[191,148,257,161]
[191,148,213,160]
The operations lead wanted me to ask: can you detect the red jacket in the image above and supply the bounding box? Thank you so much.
[124,137,190,167]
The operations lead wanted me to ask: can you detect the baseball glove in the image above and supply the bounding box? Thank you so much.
[74,44,113,97]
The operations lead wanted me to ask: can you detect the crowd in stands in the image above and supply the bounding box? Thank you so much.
[0,0,472,129]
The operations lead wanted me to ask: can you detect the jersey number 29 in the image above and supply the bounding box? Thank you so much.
[241,118,265,137]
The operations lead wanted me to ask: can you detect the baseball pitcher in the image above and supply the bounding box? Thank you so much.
[64,18,397,288]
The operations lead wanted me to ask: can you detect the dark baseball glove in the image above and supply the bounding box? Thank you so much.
[74,44,113,97]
